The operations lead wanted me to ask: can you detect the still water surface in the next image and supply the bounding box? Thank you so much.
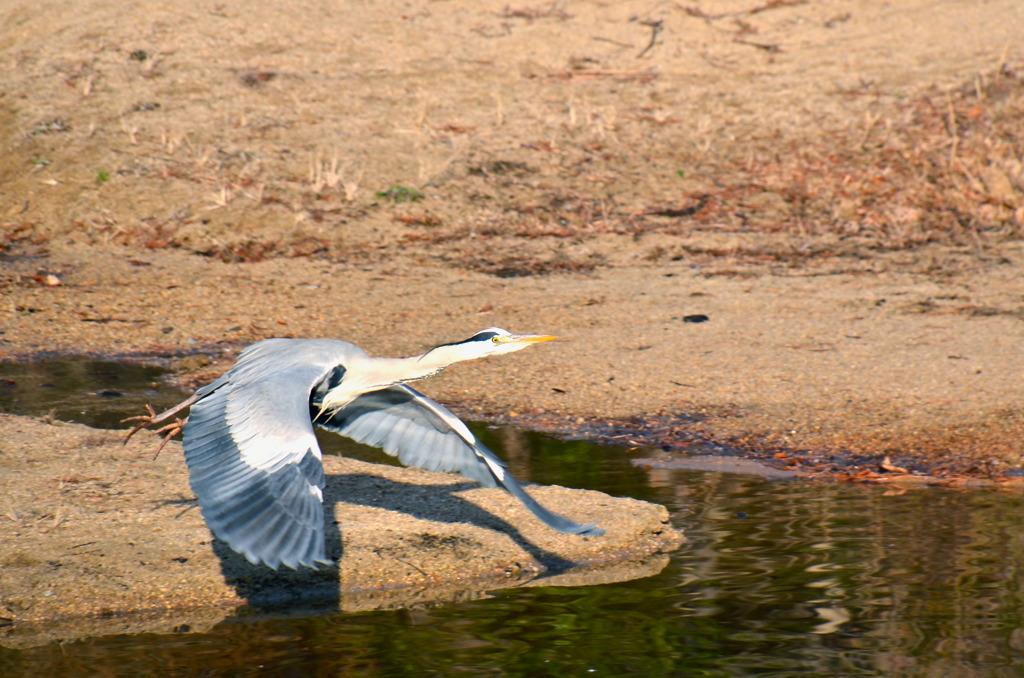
[2,359,1024,676]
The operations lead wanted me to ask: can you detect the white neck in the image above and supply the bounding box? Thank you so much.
[318,345,478,414]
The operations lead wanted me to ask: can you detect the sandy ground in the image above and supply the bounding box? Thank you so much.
[2,0,1024,639]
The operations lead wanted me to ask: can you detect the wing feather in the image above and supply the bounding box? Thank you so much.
[316,385,604,536]
[182,338,361,569]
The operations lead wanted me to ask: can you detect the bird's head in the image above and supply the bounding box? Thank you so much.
[422,327,557,366]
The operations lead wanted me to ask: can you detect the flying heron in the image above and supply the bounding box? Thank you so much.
[125,328,603,570]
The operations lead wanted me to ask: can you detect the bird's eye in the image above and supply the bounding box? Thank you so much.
[491,336,501,344]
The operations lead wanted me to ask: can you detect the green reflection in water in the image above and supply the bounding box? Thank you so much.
[3,359,1024,676]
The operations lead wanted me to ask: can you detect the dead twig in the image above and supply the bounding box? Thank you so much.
[499,2,571,20]
[593,36,634,49]
[645,195,710,218]
[733,37,782,53]
[637,19,664,58]
[676,0,807,20]
[549,68,660,81]
[946,89,959,170]
[748,0,808,15]
[677,4,724,19]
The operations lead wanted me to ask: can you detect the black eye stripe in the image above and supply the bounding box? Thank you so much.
[466,331,500,343]
[429,331,502,351]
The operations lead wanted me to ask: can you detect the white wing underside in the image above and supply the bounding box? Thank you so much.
[316,385,508,487]
[316,384,603,539]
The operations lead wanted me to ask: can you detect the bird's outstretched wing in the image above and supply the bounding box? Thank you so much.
[315,385,604,536]
[183,339,358,569]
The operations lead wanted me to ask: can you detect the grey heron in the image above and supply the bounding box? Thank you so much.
[125,328,603,570]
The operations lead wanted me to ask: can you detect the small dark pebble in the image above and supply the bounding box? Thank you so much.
[736,511,748,519]
[97,390,124,397]
[683,314,710,323]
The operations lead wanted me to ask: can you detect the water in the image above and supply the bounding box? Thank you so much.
[3,359,1024,676]
[0,358,179,430]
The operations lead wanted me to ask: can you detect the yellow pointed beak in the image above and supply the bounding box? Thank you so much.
[510,334,558,345]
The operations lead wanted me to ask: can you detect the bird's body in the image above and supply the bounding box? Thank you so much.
[127,328,602,570]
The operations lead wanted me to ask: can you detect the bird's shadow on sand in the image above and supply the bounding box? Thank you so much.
[213,472,580,614]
